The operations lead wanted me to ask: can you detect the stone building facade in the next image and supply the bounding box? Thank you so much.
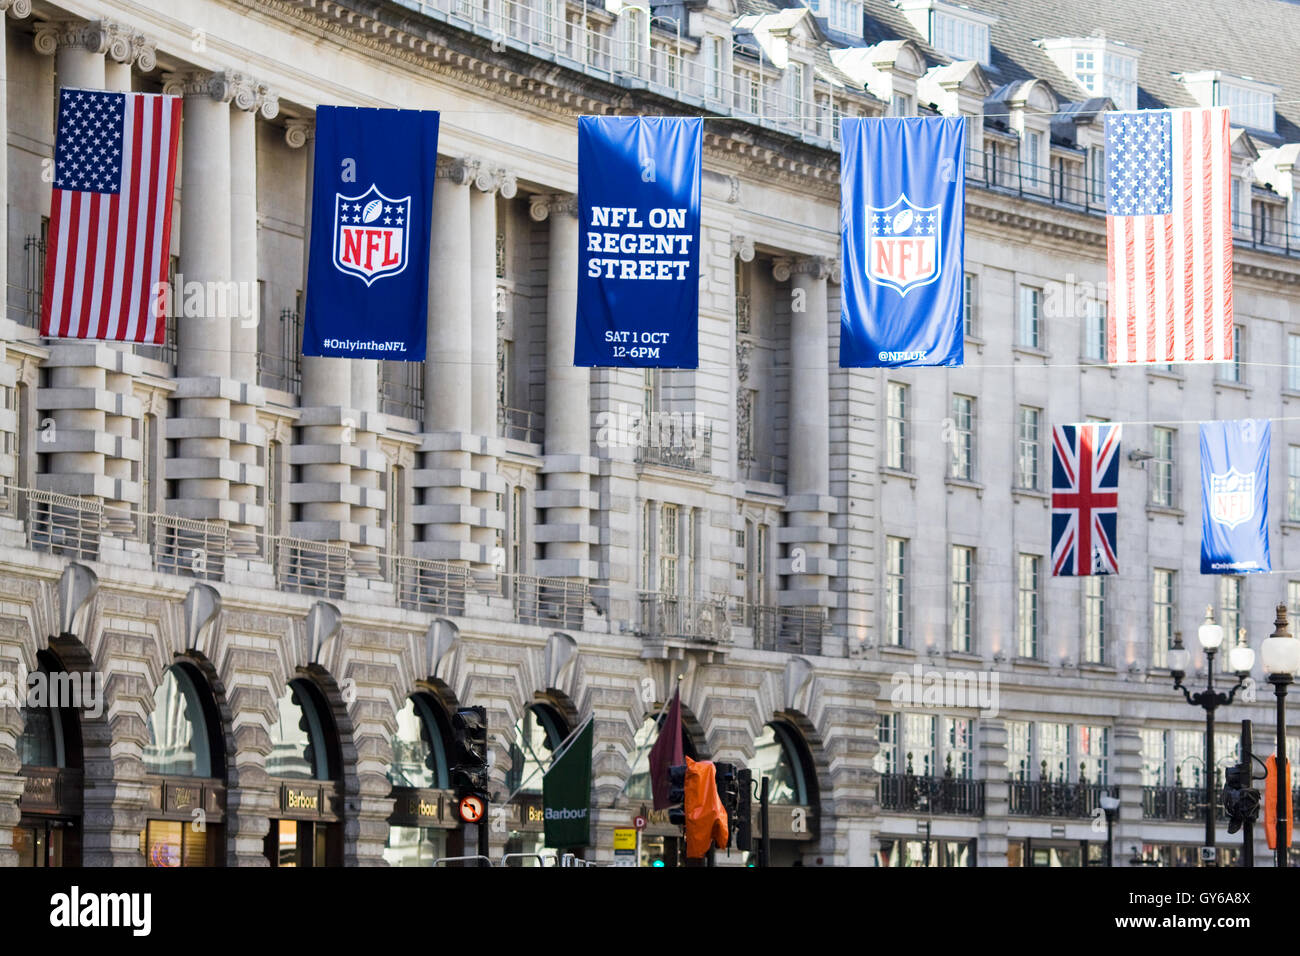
[0,0,1299,866]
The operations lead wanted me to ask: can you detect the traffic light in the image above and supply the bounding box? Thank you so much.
[734,768,753,852]
[667,763,687,826]
[1222,762,1260,835]
[715,762,737,850]
[1264,754,1293,850]
[450,706,489,799]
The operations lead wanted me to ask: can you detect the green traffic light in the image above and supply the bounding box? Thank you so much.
[652,860,664,867]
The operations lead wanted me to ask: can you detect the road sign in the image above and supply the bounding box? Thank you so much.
[632,814,647,831]
[613,828,637,851]
[457,793,486,824]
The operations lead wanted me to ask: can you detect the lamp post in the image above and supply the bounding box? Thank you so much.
[1167,607,1255,865]
[1099,789,1120,867]
[1261,603,1300,867]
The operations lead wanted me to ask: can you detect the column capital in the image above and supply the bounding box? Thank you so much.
[436,155,482,187]
[772,255,838,283]
[284,118,313,149]
[730,234,755,262]
[0,0,32,20]
[227,73,279,119]
[529,192,577,222]
[34,19,151,67]
[162,69,234,103]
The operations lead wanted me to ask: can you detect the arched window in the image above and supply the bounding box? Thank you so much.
[16,653,84,867]
[144,664,219,778]
[749,723,811,806]
[18,698,63,768]
[388,694,451,790]
[268,678,340,781]
[625,712,701,800]
[506,703,567,794]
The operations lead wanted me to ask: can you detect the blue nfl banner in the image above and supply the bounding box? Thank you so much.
[302,106,439,361]
[575,116,701,368]
[839,117,965,368]
[1200,419,1271,574]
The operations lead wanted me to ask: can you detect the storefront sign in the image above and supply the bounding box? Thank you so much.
[282,785,323,815]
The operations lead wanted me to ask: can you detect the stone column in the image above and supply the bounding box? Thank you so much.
[0,1,31,309]
[977,718,1010,866]
[774,255,837,609]
[163,71,265,539]
[531,194,595,579]
[1111,719,1144,868]
[229,78,277,384]
[469,167,514,568]
[413,158,479,564]
[32,18,147,534]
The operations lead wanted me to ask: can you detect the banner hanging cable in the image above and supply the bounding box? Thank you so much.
[503,714,596,806]
[608,674,683,807]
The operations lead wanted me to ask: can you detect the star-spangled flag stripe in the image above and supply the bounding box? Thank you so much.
[40,89,181,344]
[1051,423,1121,577]
[1105,108,1231,364]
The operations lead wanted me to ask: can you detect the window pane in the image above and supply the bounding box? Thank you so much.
[1018,554,1039,658]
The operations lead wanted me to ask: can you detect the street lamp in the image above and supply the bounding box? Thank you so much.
[1167,607,1254,865]
[1261,603,1300,867]
[1099,789,1120,867]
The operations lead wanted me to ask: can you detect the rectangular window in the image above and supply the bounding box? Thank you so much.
[1222,325,1243,382]
[1220,576,1243,648]
[1037,722,1071,781]
[902,713,936,776]
[1078,726,1109,784]
[1084,299,1108,361]
[1023,131,1042,186]
[1289,580,1300,624]
[950,545,974,653]
[1084,575,1106,664]
[885,536,907,647]
[950,395,974,481]
[1151,426,1175,507]
[1016,406,1041,490]
[1017,554,1040,658]
[1290,447,1300,521]
[660,503,679,595]
[1174,730,1206,790]
[874,713,896,774]
[945,718,974,780]
[886,382,908,470]
[962,273,977,338]
[787,62,805,124]
[387,465,404,557]
[1140,729,1167,786]
[1152,569,1175,667]
[510,485,525,574]
[1018,286,1041,349]
[1006,720,1033,782]
[707,36,723,101]
[1289,333,1300,391]
[1090,145,1105,203]
[641,501,652,589]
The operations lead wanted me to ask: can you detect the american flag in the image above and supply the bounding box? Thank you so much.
[1051,423,1121,576]
[41,88,182,343]
[1105,108,1232,364]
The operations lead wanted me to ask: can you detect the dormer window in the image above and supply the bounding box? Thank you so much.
[1039,37,1140,111]
[897,0,994,66]
[1178,70,1278,133]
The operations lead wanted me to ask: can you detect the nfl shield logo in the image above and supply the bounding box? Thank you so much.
[867,193,941,296]
[333,185,411,286]
[1211,468,1255,530]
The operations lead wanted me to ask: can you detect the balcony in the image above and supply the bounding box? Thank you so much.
[741,602,827,655]
[638,591,730,644]
[879,771,985,817]
[512,574,587,629]
[635,418,712,474]
[1009,777,1111,818]
[1141,784,1228,822]
[498,405,543,445]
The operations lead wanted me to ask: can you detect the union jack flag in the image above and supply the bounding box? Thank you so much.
[1051,423,1121,576]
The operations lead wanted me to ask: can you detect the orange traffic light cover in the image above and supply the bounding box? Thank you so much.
[684,757,730,859]
[1264,754,1293,850]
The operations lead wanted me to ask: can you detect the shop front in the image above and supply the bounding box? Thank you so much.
[14,654,84,867]
[264,676,344,867]
[138,660,227,867]
[384,692,460,865]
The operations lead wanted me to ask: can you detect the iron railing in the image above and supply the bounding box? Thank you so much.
[272,536,349,598]
[380,359,424,422]
[513,574,587,628]
[635,419,712,473]
[879,771,985,817]
[742,602,827,655]
[499,405,543,444]
[257,309,302,396]
[1009,778,1112,818]
[152,513,230,582]
[1141,784,1228,822]
[637,591,730,643]
[395,555,472,615]
[25,489,104,561]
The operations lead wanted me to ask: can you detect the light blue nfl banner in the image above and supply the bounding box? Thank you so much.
[1200,419,1271,574]
[575,116,701,368]
[839,117,965,368]
[302,105,439,361]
